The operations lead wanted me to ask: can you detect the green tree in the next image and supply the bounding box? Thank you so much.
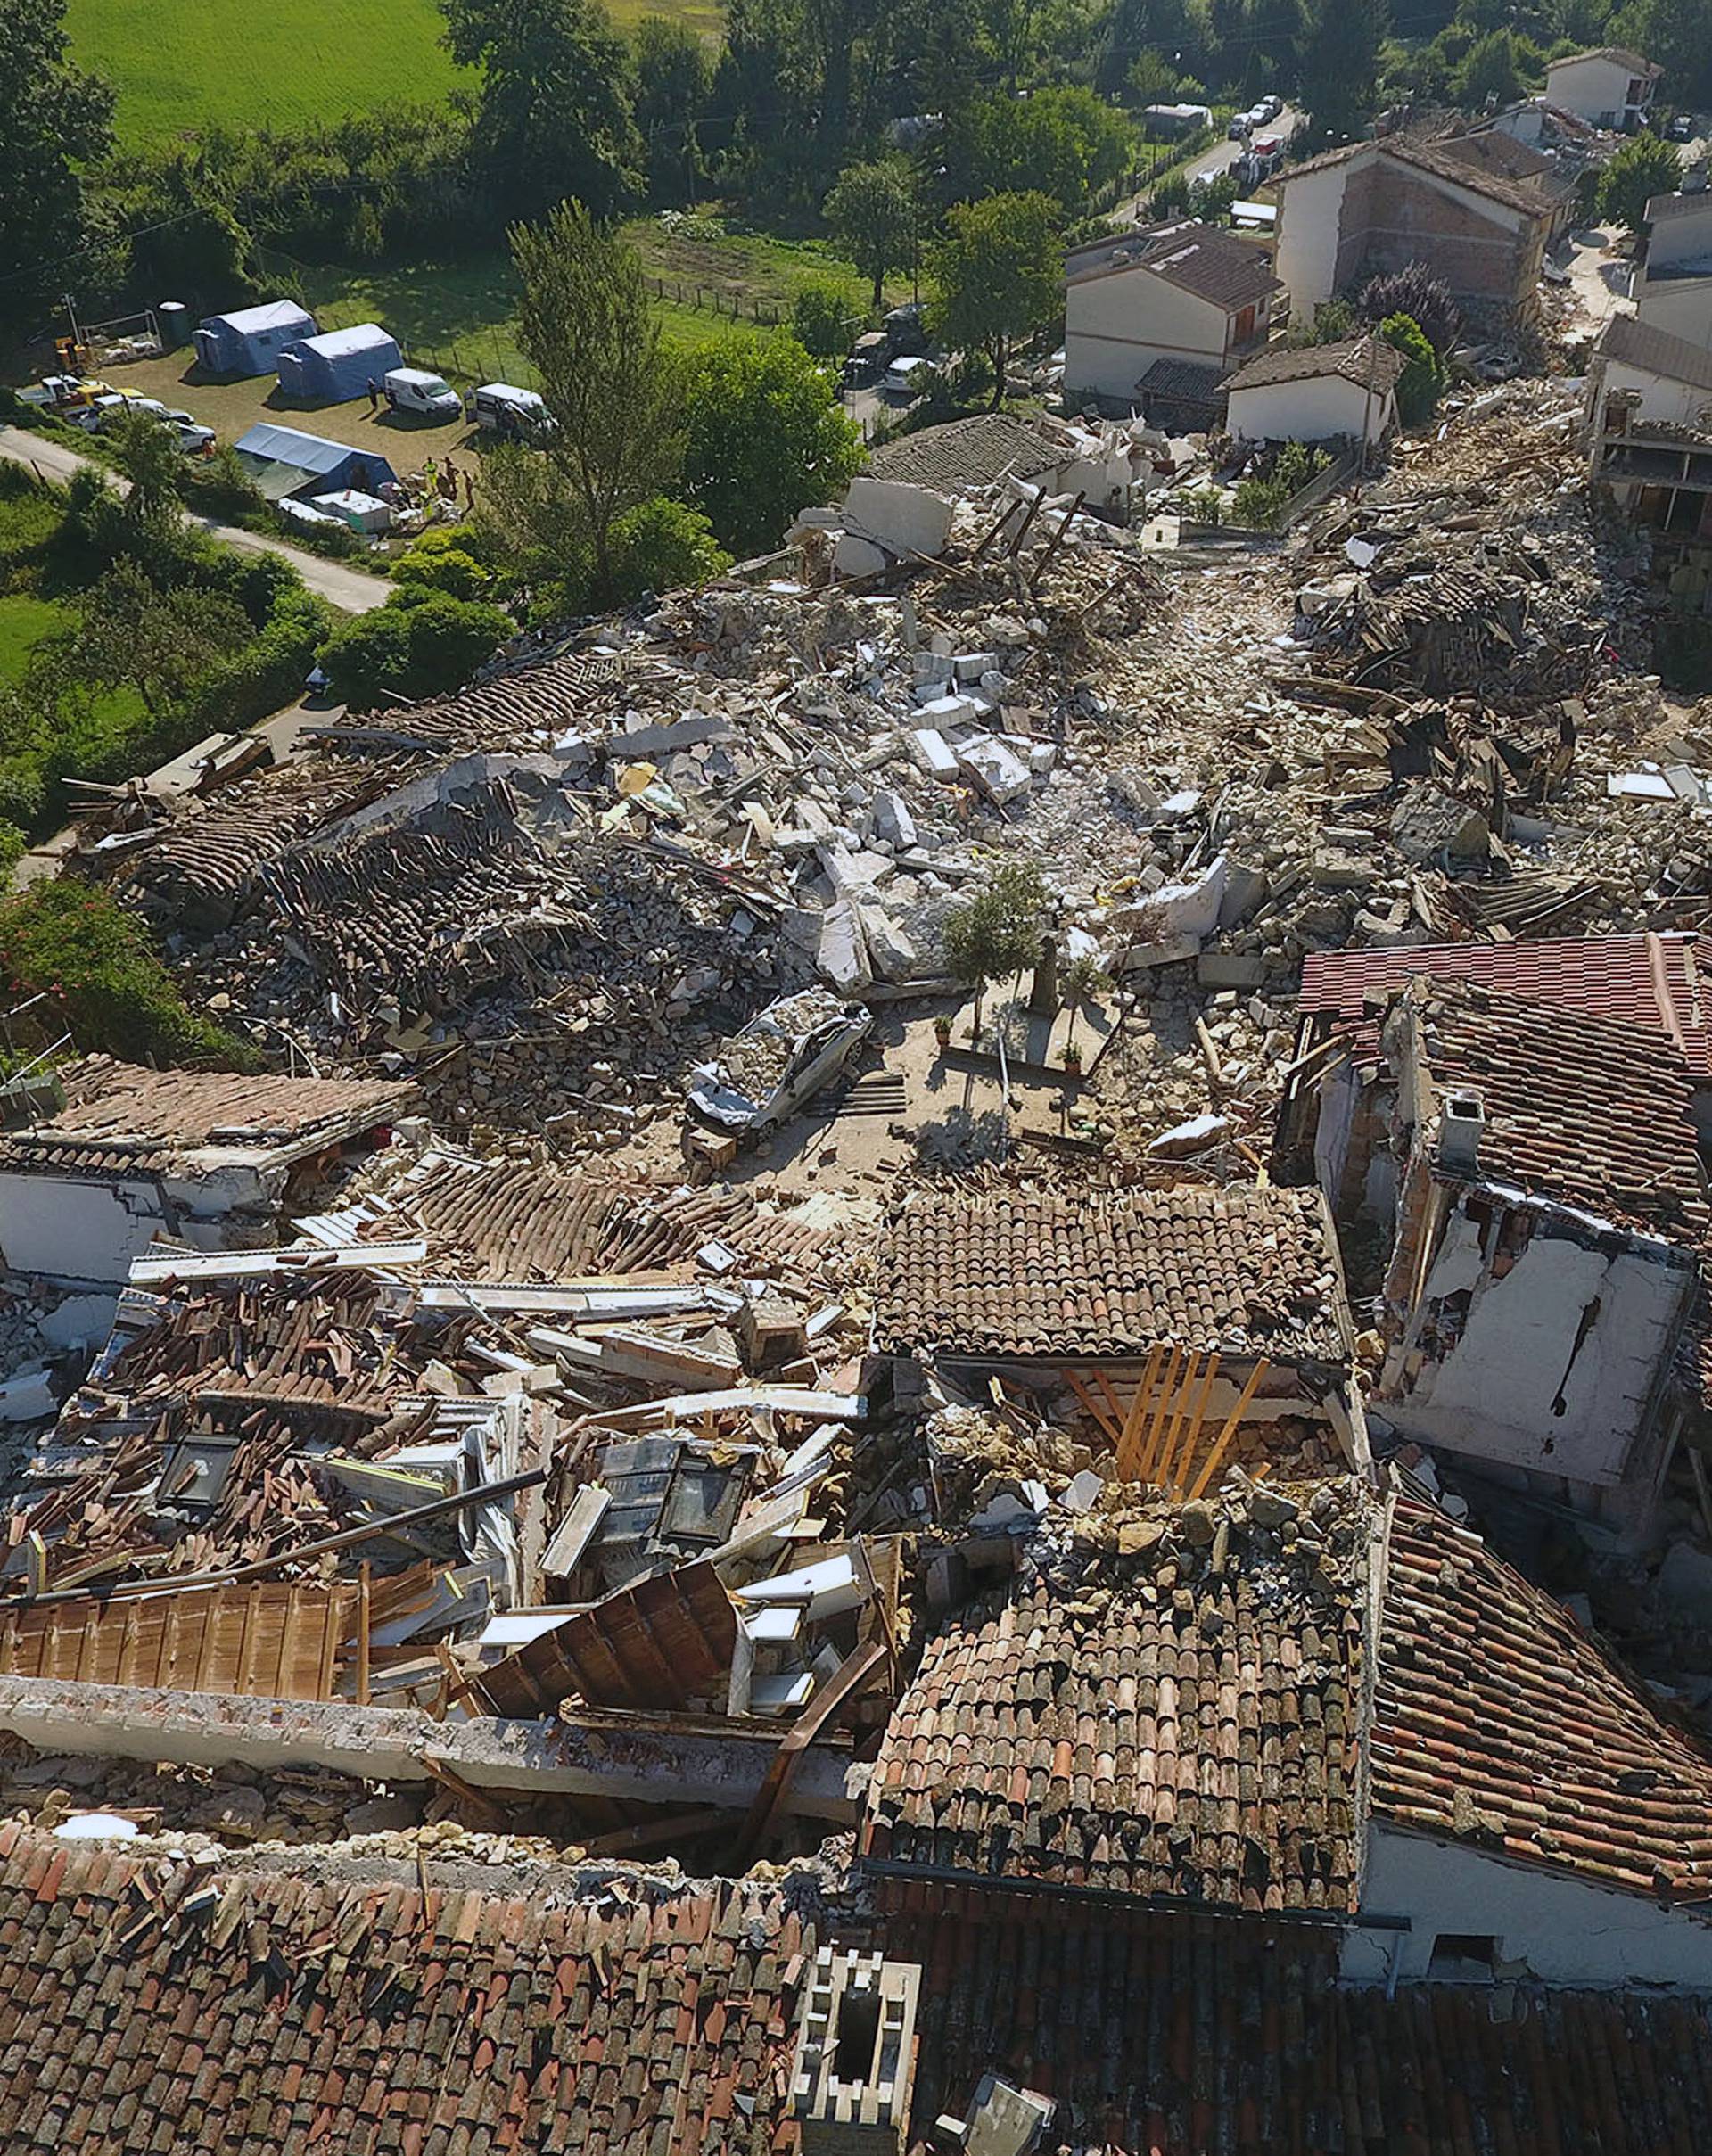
[58,559,251,718]
[1379,310,1440,425]
[1598,131,1683,234]
[943,87,1134,216]
[317,593,514,708]
[792,278,856,359]
[1628,0,1712,111]
[1296,0,1386,142]
[0,0,114,315]
[104,409,190,549]
[634,13,711,201]
[928,192,1062,411]
[608,496,732,594]
[0,881,256,1069]
[680,334,862,556]
[1457,27,1527,106]
[511,201,687,596]
[440,0,642,223]
[824,160,917,312]
[942,860,1047,1033]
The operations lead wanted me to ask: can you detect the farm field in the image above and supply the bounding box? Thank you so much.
[67,0,722,142]
[65,0,468,141]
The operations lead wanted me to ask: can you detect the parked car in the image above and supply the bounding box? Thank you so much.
[843,331,890,388]
[687,988,875,1140]
[1668,113,1697,142]
[384,366,463,422]
[882,354,933,399]
[883,302,927,358]
[1258,94,1283,121]
[467,382,549,438]
[1228,113,1252,138]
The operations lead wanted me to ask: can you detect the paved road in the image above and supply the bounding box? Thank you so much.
[1115,106,1304,224]
[0,424,390,613]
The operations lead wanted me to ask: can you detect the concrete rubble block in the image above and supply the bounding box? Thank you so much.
[915,691,983,728]
[818,900,873,995]
[1388,781,1491,867]
[605,712,731,759]
[844,475,956,561]
[858,903,920,984]
[1197,950,1268,989]
[955,734,1032,805]
[1148,1112,1232,1157]
[869,787,918,850]
[1216,857,1269,929]
[832,531,889,579]
[953,652,1000,683]
[908,728,960,781]
[819,842,894,901]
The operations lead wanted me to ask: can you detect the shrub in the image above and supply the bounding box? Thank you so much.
[392,534,495,602]
[1379,311,1441,425]
[792,279,857,360]
[608,496,732,598]
[0,881,258,1069]
[1357,264,1461,359]
[1230,474,1291,529]
[317,593,514,709]
[179,448,267,524]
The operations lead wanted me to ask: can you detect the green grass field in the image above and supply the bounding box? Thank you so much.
[68,0,720,141]
[0,596,70,687]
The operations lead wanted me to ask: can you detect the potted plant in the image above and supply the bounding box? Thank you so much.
[933,1013,953,1051]
[1063,1039,1082,1076]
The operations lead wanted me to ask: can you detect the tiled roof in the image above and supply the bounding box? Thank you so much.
[1226,334,1404,396]
[1408,980,1712,1236]
[1296,930,1712,1079]
[1137,356,1228,405]
[897,1901,1712,2156]
[1599,310,1712,394]
[1068,220,1280,311]
[0,1824,817,2156]
[1549,43,1659,76]
[1374,1496,1712,1897]
[1434,126,1556,183]
[867,414,1062,491]
[872,1185,1350,1362]
[0,1057,413,1178]
[1280,136,1552,218]
[1647,190,1712,223]
[863,1498,1369,1913]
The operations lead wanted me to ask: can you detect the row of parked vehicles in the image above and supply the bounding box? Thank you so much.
[1228,94,1285,139]
[37,377,216,454]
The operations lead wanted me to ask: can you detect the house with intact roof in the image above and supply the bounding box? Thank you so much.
[1224,334,1403,448]
[1271,136,1553,328]
[1543,45,1660,132]
[1062,219,1282,420]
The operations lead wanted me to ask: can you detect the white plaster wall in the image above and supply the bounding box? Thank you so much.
[1646,203,1712,273]
[1635,275,1712,348]
[0,1174,170,1284]
[1545,54,1648,126]
[1064,269,1228,402]
[1387,1229,1686,1484]
[1274,160,1350,326]
[1228,374,1394,444]
[1345,1824,1712,1987]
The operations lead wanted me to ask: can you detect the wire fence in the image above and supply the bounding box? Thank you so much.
[648,275,787,326]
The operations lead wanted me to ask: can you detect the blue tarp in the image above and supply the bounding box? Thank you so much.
[191,300,317,378]
[275,322,402,404]
[233,423,397,502]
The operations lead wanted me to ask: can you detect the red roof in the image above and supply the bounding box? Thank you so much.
[1297,932,1712,1079]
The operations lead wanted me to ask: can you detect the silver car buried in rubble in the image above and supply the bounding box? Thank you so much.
[687,987,875,1140]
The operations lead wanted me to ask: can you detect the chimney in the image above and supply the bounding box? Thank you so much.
[792,1947,921,2156]
[1438,1090,1485,1175]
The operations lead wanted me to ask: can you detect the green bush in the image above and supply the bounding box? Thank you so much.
[392,530,495,602]
[1230,474,1291,529]
[0,881,258,1069]
[317,592,514,709]
[1379,311,1441,426]
[608,497,732,598]
[180,448,267,524]
[791,280,856,361]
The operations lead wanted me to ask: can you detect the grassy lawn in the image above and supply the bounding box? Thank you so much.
[65,0,468,141]
[0,595,71,687]
[68,0,721,142]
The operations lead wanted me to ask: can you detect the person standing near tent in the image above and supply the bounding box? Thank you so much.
[366,377,380,414]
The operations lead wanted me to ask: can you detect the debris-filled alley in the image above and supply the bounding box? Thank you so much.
[13,309,1712,2152]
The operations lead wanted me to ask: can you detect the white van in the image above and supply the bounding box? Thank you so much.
[383,366,462,421]
[467,382,548,437]
[882,355,932,399]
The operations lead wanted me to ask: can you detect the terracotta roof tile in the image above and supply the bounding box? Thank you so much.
[863,1488,1370,1914]
[0,1832,813,2156]
[873,1185,1349,1363]
[1374,1496,1712,1897]
[1227,333,1404,396]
